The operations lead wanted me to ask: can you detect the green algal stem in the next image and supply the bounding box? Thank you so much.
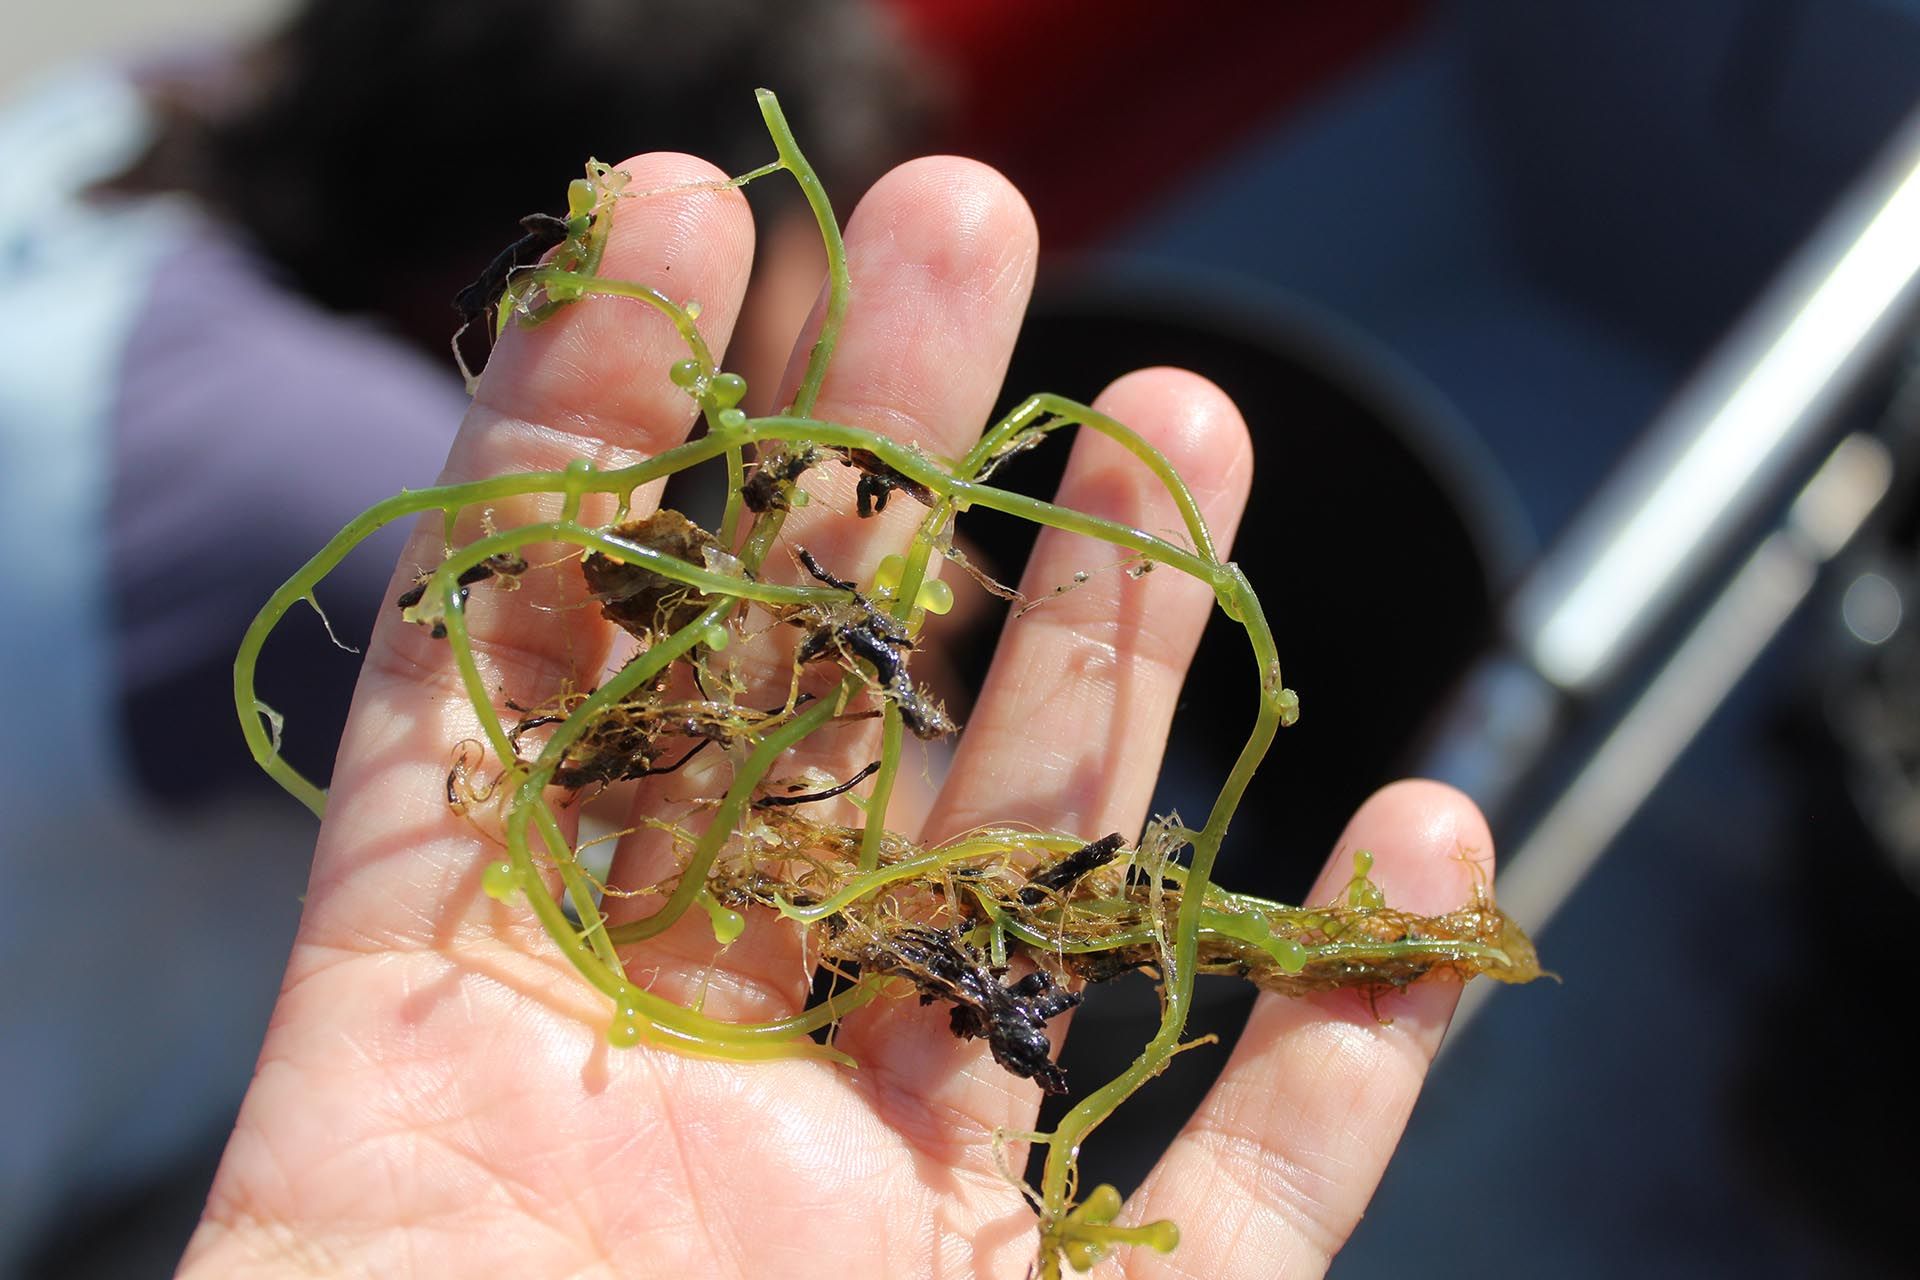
[857,493,957,869]
[1038,565,1283,1227]
[407,520,847,623]
[517,269,714,369]
[435,590,624,977]
[531,801,621,970]
[776,830,1089,923]
[497,783,874,1055]
[738,418,1220,581]
[606,688,847,944]
[493,596,736,980]
[233,450,725,811]
[757,88,848,416]
[720,445,748,546]
[730,976,883,1037]
[957,393,1218,562]
[519,600,734,790]
[235,413,1216,818]
[703,87,851,575]
[857,706,906,873]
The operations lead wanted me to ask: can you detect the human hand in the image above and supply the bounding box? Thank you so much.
[182,149,1495,1279]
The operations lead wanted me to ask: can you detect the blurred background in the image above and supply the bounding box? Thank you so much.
[3,1,1916,1276]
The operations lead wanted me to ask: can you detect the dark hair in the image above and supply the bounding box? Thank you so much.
[144,0,932,314]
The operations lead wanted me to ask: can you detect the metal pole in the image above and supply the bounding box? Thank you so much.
[1416,101,1920,1035]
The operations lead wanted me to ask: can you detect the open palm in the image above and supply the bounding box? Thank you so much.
[181,150,1493,1280]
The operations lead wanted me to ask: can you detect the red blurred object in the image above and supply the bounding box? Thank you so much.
[880,0,1425,249]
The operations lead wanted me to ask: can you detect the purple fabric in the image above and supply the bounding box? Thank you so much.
[109,223,469,795]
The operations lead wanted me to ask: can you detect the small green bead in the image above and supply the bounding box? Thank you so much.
[1077,1184,1122,1225]
[709,904,746,944]
[481,861,519,902]
[708,371,747,409]
[668,358,702,390]
[606,989,649,1048]
[716,408,747,430]
[872,553,906,593]
[1063,1240,1105,1271]
[916,578,954,615]
[701,624,730,651]
[1270,936,1308,973]
[1347,851,1385,909]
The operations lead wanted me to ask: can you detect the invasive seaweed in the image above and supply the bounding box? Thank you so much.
[235,90,1544,1276]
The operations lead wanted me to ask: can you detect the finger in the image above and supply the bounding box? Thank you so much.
[654,154,1041,769]
[927,368,1252,838]
[832,369,1253,1148]
[371,153,757,703]
[770,154,1039,590]
[300,154,755,954]
[597,157,1039,1017]
[1124,780,1492,1280]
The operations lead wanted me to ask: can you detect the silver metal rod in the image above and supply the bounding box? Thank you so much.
[1509,105,1920,698]
[1420,100,1920,822]
[1449,433,1894,1040]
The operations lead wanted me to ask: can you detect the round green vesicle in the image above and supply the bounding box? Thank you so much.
[668,357,703,389]
[481,860,520,902]
[708,371,748,409]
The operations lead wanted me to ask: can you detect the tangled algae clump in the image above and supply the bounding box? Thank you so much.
[235,90,1544,1277]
